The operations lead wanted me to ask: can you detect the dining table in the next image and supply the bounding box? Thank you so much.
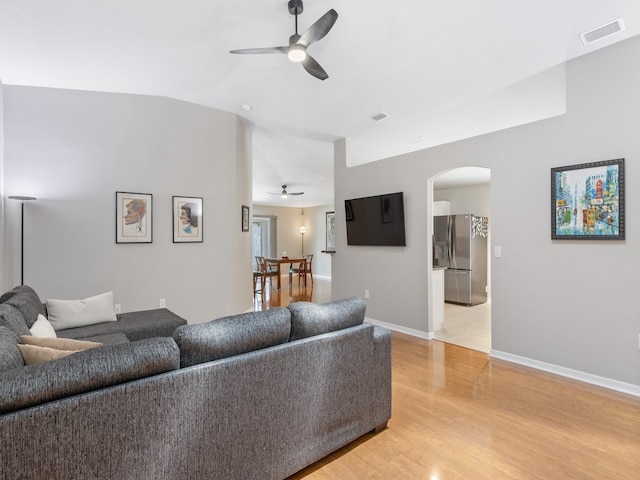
[265,257,306,290]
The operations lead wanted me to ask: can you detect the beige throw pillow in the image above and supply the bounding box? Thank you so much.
[17,337,102,365]
[19,336,102,351]
[17,344,77,365]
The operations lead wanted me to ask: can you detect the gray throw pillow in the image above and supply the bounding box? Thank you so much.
[288,296,366,341]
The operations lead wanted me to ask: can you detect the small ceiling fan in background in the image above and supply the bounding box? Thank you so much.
[229,0,338,80]
[268,185,305,199]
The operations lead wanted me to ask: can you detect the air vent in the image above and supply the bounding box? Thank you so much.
[580,18,625,45]
[370,111,390,122]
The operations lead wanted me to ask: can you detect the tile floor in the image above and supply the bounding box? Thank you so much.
[434,300,491,353]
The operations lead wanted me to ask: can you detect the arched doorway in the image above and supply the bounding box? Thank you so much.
[428,166,492,353]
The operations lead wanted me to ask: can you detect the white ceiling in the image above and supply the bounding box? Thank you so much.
[1,1,639,207]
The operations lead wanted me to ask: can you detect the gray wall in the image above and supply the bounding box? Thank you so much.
[333,35,640,387]
[2,86,253,322]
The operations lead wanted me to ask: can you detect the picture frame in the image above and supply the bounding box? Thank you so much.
[116,192,152,243]
[173,196,203,243]
[325,211,335,251]
[551,158,624,240]
[242,205,250,232]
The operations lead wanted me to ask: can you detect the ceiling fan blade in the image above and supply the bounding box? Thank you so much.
[298,9,338,46]
[229,46,288,55]
[302,54,329,80]
[289,192,304,195]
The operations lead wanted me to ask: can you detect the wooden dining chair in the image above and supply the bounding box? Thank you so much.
[289,254,313,286]
[256,256,278,289]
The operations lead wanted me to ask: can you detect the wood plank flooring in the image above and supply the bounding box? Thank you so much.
[260,277,640,479]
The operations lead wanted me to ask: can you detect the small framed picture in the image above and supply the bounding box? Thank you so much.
[242,205,250,232]
[173,196,203,243]
[325,211,335,251]
[116,192,152,243]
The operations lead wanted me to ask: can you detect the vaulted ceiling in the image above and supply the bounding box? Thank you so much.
[1,1,639,206]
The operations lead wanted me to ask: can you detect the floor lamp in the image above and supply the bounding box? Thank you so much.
[8,196,37,285]
[299,226,307,255]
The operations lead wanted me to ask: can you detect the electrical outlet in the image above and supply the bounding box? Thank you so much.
[364,290,370,299]
[160,299,166,308]
[114,304,121,314]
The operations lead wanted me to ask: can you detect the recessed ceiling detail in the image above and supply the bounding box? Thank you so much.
[580,18,625,45]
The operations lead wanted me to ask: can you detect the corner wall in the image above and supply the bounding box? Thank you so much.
[333,35,640,387]
[3,86,252,322]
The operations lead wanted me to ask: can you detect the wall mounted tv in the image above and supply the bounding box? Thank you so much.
[345,192,406,246]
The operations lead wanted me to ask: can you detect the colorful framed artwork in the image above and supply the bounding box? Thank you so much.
[325,211,335,251]
[116,192,152,243]
[551,158,624,240]
[173,196,203,243]
[242,205,250,232]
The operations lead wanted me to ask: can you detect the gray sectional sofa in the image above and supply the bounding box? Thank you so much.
[0,285,392,480]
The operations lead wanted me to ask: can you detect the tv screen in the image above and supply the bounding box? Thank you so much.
[345,192,406,246]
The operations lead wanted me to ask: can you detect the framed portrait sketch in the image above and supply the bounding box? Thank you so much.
[325,211,335,251]
[173,196,203,243]
[551,158,624,240]
[116,192,152,243]
[242,205,250,232]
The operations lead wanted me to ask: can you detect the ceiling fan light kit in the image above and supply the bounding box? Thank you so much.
[269,184,304,199]
[229,0,338,80]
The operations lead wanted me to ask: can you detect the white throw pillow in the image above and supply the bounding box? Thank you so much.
[46,291,118,331]
[29,314,57,338]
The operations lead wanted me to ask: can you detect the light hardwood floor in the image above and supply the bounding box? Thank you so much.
[257,277,640,479]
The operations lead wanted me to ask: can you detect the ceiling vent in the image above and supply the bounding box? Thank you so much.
[580,18,625,45]
[370,111,390,122]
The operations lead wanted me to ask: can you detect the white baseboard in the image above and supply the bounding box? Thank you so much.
[364,317,640,398]
[365,317,433,340]
[491,350,640,398]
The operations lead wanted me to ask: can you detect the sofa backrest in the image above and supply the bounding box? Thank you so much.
[0,326,24,373]
[0,285,45,330]
[0,337,180,414]
[287,296,366,341]
[174,307,292,368]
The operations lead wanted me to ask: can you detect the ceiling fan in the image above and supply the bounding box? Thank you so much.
[229,0,338,80]
[269,185,305,198]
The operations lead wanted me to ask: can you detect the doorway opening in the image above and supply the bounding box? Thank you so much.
[429,166,491,353]
[252,215,277,268]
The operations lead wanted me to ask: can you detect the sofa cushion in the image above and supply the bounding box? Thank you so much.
[288,296,367,341]
[0,337,180,414]
[29,314,57,338]
[0,285,45,329]
[58,308,186,342]
[174,307,291,367]
[0,304,30,337]
[46,291,117,331]
[0,327,24,373]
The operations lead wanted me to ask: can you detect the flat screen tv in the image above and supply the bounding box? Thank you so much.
[345,192,406,246]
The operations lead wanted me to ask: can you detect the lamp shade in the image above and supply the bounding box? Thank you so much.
[299,226,308,234]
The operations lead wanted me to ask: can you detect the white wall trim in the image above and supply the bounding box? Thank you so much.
[491,350,640,398]
[366,317,433,340]
[364,318,640,397]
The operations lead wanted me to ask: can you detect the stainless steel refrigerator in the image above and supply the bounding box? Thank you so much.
[433,214,488,306]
